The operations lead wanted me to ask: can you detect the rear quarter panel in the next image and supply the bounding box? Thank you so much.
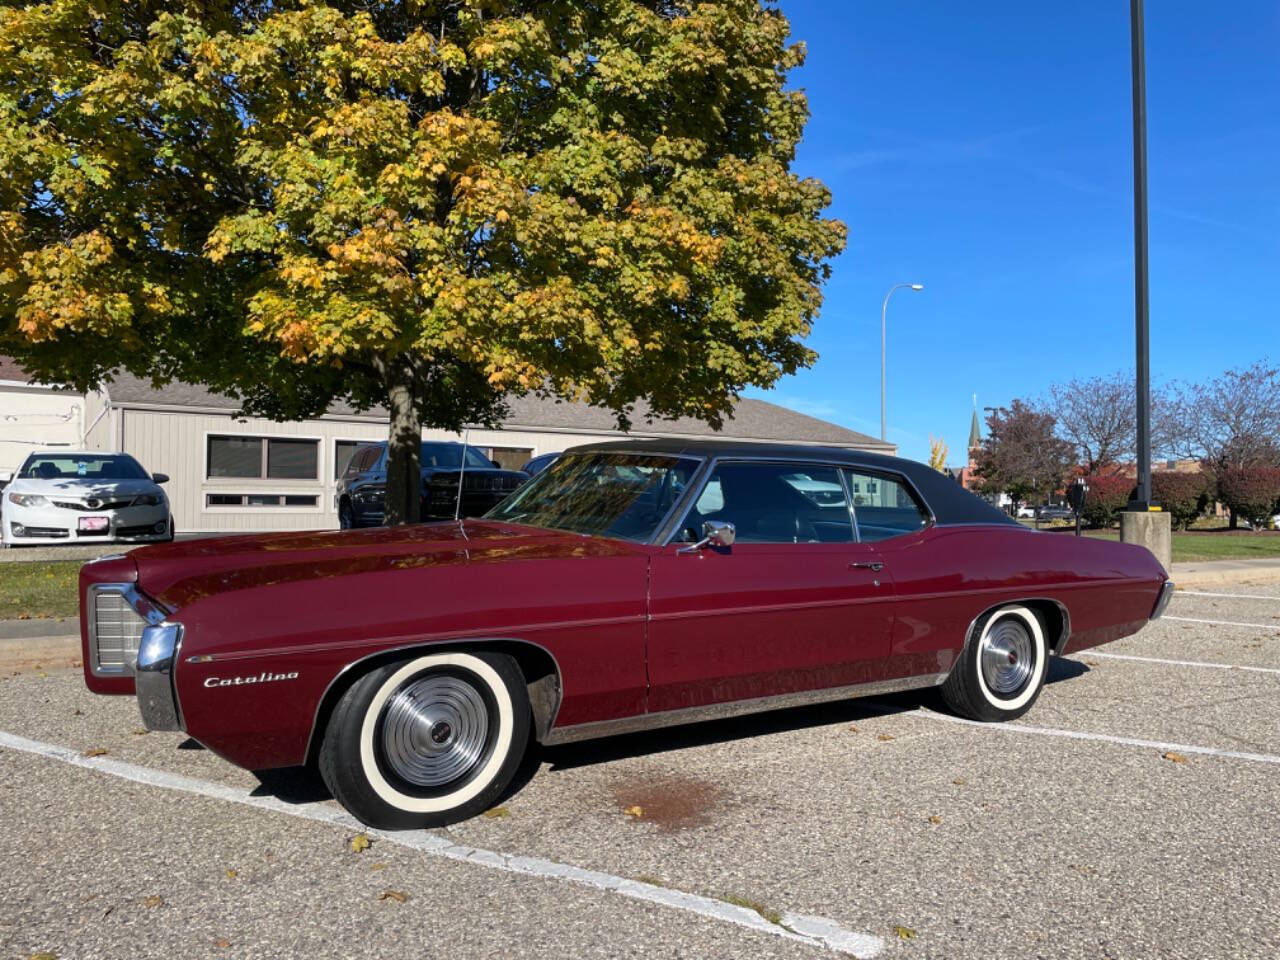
[880,525,1165,677]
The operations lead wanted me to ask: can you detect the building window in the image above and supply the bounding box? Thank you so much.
[335,440,361,479]
[205,493,320,508]
[488,446,533,471]
[207,435,318,480]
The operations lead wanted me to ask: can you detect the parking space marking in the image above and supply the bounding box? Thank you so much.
[911,710,1280,766]
[1076,651,1280,675]
[1164,615,1280,630]
[1177,590,1280,602]
[0,730,883,959]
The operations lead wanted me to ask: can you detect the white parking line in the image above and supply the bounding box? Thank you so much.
[0,730,883,959]
[1076,651,1280,676]
[1164,615,1280,630]
[913,710,1280,766]
[1178,590,1280,601]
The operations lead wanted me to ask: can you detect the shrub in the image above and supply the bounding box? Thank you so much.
[1151,470,1212,530]
[1217,467,1280,527]
[1079,473,1133,528]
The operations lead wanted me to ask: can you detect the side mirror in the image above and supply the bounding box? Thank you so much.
[152,473,169,484]
[679,520,736,554]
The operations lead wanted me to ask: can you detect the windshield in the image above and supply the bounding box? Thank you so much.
[20,454,149,481]
[486,452,700,541]
[421,443,497,470]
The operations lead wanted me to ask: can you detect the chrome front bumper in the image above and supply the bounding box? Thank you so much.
[136,621,184,731]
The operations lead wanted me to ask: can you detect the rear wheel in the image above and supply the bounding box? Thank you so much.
[319,650,530,828]
[941,604,1047,722]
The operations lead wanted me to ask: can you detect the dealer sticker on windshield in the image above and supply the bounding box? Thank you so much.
[78,516,109,532]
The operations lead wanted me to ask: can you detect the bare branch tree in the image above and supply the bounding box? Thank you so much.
[1164,361,1280,472]
[1045,373,1135,473]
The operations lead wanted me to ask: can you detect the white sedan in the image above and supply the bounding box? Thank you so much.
[2,451,173,547]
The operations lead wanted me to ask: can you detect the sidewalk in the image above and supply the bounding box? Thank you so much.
[1169,557,1280,586]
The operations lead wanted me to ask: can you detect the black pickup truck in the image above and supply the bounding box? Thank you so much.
[336,441,528,528]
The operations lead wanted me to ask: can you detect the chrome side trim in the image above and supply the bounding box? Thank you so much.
[1150,580,1176,621]
[541,672,949,746]
[86,582,167,677]
[136,622,184,731]
[303,636,565,763]
[962,597,1072,657]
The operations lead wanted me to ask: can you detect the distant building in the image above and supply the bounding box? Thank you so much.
[0,358,894,533]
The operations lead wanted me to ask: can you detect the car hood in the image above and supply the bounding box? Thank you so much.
[128,520,646,610]
[5,476,164,500]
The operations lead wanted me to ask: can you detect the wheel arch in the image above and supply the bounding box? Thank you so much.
[965,597,1070,654]
[304,637,562,767]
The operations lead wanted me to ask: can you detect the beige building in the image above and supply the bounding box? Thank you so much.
[3,360,893,534]
[0,357,86,479]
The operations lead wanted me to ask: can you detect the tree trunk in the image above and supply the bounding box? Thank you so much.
[384,361,422,526]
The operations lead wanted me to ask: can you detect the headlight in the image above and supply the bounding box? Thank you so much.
[6,492,48,507]
[131,493,163,507]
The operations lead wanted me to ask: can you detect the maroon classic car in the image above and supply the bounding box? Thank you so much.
[81,440,1173,828]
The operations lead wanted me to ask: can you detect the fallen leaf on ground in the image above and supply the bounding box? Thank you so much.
[83,748,108,758]
[624,805,644,818]
[37,671,47,678]
[482,806,510,819]
[131,728,149,736]
[876,734,895,742]
[224,869,237,879]
[895,925,917,940]
[378,890,409,903]
[214,938,231,949]
[952,778,966,785]
[1084,659,1099,667]
[349,833,371,853]
[17,612,30,620]
[371,863,388,871]
[143,895,164,909]
[847,724,859,733]
[1163,751,1188,764]
[72,709,83,716]
[28,952,57,960]
[927,815,942,825]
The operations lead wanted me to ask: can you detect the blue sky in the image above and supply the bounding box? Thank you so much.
[748,1,1280,464]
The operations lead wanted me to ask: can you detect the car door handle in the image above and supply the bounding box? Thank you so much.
[849,561,884,571]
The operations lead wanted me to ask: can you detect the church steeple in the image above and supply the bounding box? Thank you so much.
[968,394,981,450]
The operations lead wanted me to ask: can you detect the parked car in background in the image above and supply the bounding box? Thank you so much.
[1035,505,1074,521]
[82,439,1170,829]
[337,441,527,528]
[1016,504,1036,519]
[520,452,560,477]
[2,451,172,547]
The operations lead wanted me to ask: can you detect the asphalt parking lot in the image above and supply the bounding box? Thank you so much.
[3,585,1279,960]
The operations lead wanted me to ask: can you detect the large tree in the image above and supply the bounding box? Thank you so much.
[973,400,1074,509]
[0,1,845,522]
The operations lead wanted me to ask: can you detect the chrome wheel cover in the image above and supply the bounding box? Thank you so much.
[980,616,1035,697]
[378,672,492,789]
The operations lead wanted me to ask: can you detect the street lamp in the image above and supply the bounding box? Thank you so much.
[881,282,924,442]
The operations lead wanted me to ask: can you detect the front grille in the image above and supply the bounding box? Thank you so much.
[54,499,131,511]
[93,591,147,673]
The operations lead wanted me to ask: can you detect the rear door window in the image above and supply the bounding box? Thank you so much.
[843,470,930,541]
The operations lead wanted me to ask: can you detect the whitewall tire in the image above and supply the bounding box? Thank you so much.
[319,650,530,828]
[941,605,1048,722]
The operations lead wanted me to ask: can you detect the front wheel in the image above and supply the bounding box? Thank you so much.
[941,604,1047,722]
[318,650,530,828]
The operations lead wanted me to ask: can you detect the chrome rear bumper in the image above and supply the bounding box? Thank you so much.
[1150,580,1176,621]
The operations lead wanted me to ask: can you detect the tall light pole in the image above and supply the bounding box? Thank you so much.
[1129,0,1153,508]
[881,282,924,442]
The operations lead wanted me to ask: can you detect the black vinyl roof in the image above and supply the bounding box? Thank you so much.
[569,438,1019,528]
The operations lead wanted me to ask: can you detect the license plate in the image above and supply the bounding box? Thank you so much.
[78,516,109,532]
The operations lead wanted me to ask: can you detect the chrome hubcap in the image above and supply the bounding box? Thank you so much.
[379,673,490,788]
[980,617,1035,696]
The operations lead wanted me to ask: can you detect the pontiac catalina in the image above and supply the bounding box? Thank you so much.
[81,440,1172,827]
